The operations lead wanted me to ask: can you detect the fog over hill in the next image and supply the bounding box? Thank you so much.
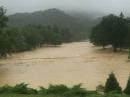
[8,8,101,40]
[1,0,130,16]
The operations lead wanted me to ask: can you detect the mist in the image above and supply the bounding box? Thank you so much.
[1,0,130,15]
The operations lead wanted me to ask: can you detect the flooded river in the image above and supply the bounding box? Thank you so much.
[0,42,129,90]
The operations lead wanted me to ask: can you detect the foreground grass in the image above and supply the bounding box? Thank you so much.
[0,94,129,97]
[0,94,57,97]
[0,83,130,97]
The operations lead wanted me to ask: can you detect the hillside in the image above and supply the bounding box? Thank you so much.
[8,8,100,40]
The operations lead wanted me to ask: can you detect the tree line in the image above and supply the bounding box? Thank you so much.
[90,13,130,53]
[0,7,73,57]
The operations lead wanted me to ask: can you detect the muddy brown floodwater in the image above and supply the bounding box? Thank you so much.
[0,42,129,90]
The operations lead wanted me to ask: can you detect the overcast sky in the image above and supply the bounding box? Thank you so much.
[1,0,130,15]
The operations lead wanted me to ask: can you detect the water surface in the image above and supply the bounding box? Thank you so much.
[0,42,129,90]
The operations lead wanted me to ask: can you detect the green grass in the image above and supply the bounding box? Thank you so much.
[0,94,129,97]
[0,94,62,97]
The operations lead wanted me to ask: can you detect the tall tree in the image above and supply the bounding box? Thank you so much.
[0,7,8,29]
[0,7,9,57]
[90,13,129,52]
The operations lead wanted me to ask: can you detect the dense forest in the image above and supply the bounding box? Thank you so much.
[8,8,99,40]
[0,7,73,57]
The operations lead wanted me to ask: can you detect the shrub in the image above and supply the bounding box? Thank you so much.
[0,85,13,93]
[63,84,87,97]
[12,83,29,94]
[104,73,122,93]
[124,76,130,95]
[39,87,47,94]
[46,84,69,95]
[96,84,105,92]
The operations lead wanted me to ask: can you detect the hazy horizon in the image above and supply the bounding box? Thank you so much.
[1,0,130,16]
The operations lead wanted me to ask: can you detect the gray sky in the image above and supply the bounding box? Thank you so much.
[1,0,130,15]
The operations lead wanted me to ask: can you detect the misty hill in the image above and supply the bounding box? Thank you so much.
[8,8,100,39]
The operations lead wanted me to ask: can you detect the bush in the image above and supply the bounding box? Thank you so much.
[0,85,13,93]
[104,73,122,93]
[46,84,69,95]
[63,84,87,97]
[96,84,105,92]
[12,83,29,94]
[124,76,130,95]
[39,87,47,94]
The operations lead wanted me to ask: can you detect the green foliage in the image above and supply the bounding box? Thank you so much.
[104,73,122,93]
[96,84,105,92]
[1,7,87,57]
[63,84,87,97]
[124,76,130,94]
[49,33,62,45]
[46,84,69,95]
[8,8,95,41]
[0,7,9,57]
[39,84,87,97]
[0,94,130,97]
[0,23,64,57]
[12,83,30,94]
[0,6,8,29]
[39,87,47,94]
[90,13,130,52]
[0,83,38,94]
[90,23,109,48]
[0,85,13,93]
[0,84,88,97]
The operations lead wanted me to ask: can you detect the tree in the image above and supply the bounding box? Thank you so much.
[124,76,130,94]
[90,13,129,52]
[61,28,72,42]
[5,27,27,52]
[22,27,43,49]
[0,7,8,57]
[0,7,8,29]
[90,23,109,48]
[49,33,62,45]
[104,73,122,93]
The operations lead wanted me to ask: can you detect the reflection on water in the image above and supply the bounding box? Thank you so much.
[0,42,129,90]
